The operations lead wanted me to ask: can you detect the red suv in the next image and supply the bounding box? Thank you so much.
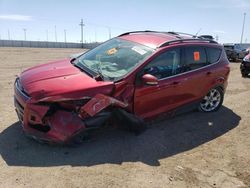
[14,31,230,144]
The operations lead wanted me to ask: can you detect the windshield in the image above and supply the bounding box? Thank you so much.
[74,38,154,81]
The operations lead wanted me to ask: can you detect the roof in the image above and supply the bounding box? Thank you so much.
[118,31,217,49]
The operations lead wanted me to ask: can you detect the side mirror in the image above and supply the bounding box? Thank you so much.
[142,74,158,86]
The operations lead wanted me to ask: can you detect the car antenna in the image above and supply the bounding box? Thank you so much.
[195,28,202,38]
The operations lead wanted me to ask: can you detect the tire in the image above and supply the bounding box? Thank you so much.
[67,130,93,145]
[199,87,224,112]
[241,69,248,77]
[242,72,248,77]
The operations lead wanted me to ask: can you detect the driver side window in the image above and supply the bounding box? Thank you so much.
[144,48,181,79]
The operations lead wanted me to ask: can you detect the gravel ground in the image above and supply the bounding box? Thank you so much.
[0,47,249,188]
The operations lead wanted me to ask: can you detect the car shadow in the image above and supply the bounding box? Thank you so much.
[0,106,240,167]
[242,75,250,78]
[228,59,240,63]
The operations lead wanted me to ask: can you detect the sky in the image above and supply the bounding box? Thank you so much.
[0,0,249,43]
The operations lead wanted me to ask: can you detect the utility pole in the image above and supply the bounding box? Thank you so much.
[108,27,111,39]
[95,29,97,42]
[54,25,57,42]
[46,30,49,41]
[8,29,10,40]
[215,35,219,42]
[79,19,85,48]
[23,28,27,41]
[64,29,67,43]
[240,13,246,44]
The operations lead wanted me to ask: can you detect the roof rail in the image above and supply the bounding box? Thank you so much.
[159,38,218,48]
[119,30,200,38]
[167,32,216,40]
[118,30,157,37]
[118,30,218,47]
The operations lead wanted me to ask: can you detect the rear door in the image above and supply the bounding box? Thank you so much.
[133,45,212,119]
[176,46,211,104]
[167,45,223,107]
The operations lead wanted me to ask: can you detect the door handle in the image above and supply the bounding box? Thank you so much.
[171,81,180,85]
[206,71,212,75]
[162,81,181,89]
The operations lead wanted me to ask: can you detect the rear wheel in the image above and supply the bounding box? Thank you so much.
[199,87,224,112]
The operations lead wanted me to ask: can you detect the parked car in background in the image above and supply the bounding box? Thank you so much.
[223,43,248,62]
[14,31,230,144]
[240,53,250,77]
[246,47,250,54]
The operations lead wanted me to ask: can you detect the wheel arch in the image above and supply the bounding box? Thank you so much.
[205,76,226,95]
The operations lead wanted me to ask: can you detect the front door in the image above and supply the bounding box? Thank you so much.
[134,48,183,118]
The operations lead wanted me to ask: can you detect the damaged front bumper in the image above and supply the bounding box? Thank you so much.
[14,83,86,144]
[14,79,130,144]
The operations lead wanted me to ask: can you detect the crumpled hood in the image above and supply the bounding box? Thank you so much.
[19,59,114,101]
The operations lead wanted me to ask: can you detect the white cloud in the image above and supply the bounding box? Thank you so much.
[229,0,250,8]
[198,0,250,9]
[0,14,32,21]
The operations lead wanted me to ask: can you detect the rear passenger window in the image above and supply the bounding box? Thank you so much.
[206,47,222,64]
[183,47,207,71]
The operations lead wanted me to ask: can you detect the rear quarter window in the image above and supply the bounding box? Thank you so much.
[206,47,222,64]
[183,46,207,71]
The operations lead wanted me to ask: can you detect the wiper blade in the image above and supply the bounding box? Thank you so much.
[95,61,105,81]
[73,63,84,71]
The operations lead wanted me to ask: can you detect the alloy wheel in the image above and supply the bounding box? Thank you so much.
[200,88,221,112]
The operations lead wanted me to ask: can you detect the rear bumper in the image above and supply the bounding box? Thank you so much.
[14,79,86,144]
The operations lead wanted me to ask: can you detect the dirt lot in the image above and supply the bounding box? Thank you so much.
[0,47,249,188]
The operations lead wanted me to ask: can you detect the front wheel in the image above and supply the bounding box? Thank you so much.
[241,69,248,77]
[199,87,224,112]
[242,72,248,77]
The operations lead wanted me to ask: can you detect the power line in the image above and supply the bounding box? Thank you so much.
[35,16,129,31]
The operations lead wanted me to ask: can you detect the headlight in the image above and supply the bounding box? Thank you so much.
[243,56,250,62]
[15,78,30,98]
